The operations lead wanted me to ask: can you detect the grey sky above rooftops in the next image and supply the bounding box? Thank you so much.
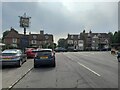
[2,2,118,43]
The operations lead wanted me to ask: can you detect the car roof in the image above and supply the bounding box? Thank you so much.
[36,48,52,51]
[2,49,20,53]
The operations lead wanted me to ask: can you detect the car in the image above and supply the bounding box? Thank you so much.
[1,49,27,67]
[117,52,120,62]
[34,49,56,68]
[111,48,117,54]
[25,48,36,58]
[55,47,67,52]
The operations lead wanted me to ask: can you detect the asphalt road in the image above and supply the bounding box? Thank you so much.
[2,51,118,89]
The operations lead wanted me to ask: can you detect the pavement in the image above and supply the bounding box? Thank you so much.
[1,51,118,89]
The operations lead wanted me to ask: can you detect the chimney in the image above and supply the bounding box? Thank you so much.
[11,27,14,31]
[40,30,44,35]
[29,32,31,35]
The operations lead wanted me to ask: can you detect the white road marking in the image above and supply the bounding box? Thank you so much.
[77,62,101,77]
[7,67,33,90]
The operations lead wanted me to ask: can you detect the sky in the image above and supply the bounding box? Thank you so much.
[1,0,119,43]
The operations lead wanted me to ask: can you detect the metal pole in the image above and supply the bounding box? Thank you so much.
[24,27,26,35]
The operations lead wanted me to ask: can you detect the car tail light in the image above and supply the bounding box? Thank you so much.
[51,52,54,57]
[35,53,38,58]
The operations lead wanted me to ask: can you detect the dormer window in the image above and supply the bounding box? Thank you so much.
[88,33,91,37]
[12,38,17,43]
[33,35,37,39]
[78,35,80,39]
[93,35,98,39]
[71,35,73,39]
[98,33,101,37]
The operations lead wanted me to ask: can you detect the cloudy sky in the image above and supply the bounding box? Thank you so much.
[1,0,119,43]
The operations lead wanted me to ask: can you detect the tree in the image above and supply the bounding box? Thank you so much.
[58,38,67,48]
[3,30,10,38]
[117,31,120,43]
[113,31,118,43]
[2,30,10,42]
[108,32,114,44]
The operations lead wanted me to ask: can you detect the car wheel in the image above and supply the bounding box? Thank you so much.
[25,57,27,62]
[18,60,22,67]
[52,61,56,67]
[118,57,120,62]
[34,64,38,68]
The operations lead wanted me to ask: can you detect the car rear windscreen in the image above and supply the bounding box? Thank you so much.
[2,53,17,56]
[36,50,51,56]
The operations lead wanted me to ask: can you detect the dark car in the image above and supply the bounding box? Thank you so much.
[55,47,67,52]
[34,49,56,68]
[25,48,36,58]
[1,49,27,67]
[117,52,120,62]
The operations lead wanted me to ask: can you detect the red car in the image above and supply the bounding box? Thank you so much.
[25,48,36,58]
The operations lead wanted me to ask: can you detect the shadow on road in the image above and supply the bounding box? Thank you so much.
[32,66,55,72]
[2,66,19,70]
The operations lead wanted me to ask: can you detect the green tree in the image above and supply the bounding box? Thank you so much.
[113,31,118,43]
[58,38,67,48]
[2,30,10,42]
[108,32,114,44]
[117,31,120,43]
[3,30,10,38]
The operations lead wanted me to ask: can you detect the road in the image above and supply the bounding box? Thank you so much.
[2,51,118,89]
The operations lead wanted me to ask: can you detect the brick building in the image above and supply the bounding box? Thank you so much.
[66,33,84,50]
[66,30,110,51]
[80,30,110,50]
[3,28,54,49]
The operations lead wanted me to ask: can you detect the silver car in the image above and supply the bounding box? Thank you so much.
[1,49,27,67]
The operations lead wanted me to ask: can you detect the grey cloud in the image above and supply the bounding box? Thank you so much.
[2,2,118,43]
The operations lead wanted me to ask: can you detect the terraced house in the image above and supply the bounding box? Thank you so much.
[80,30,110,51]
[66,30,111,51]
[3,28,54,49]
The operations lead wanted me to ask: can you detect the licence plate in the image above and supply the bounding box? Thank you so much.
[3,58,11,60]
[40,56,48,59]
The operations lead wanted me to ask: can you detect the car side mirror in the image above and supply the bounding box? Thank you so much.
[53,51,55,55]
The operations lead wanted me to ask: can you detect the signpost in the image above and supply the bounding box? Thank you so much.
[19,13,31,52]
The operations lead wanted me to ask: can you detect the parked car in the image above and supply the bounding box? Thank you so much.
[34,49,56,68]
[25,48,36,58]
[117,52,120,62]
[1,49,27,67]
[111,48,116,54]
[55,47,67,52]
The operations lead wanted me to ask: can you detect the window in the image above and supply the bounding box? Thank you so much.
[78,40,83,44]
[12,38,17,43]
[74,40,77,45]
[71,35,73,39]
[68,40,73,44]
[105,39,108,43]
[33,35,37,39]
[45,35,49,39]
[31,40,37,44]
[78,35,80,39]
[17,50,22,54]
[88,33,91,37]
